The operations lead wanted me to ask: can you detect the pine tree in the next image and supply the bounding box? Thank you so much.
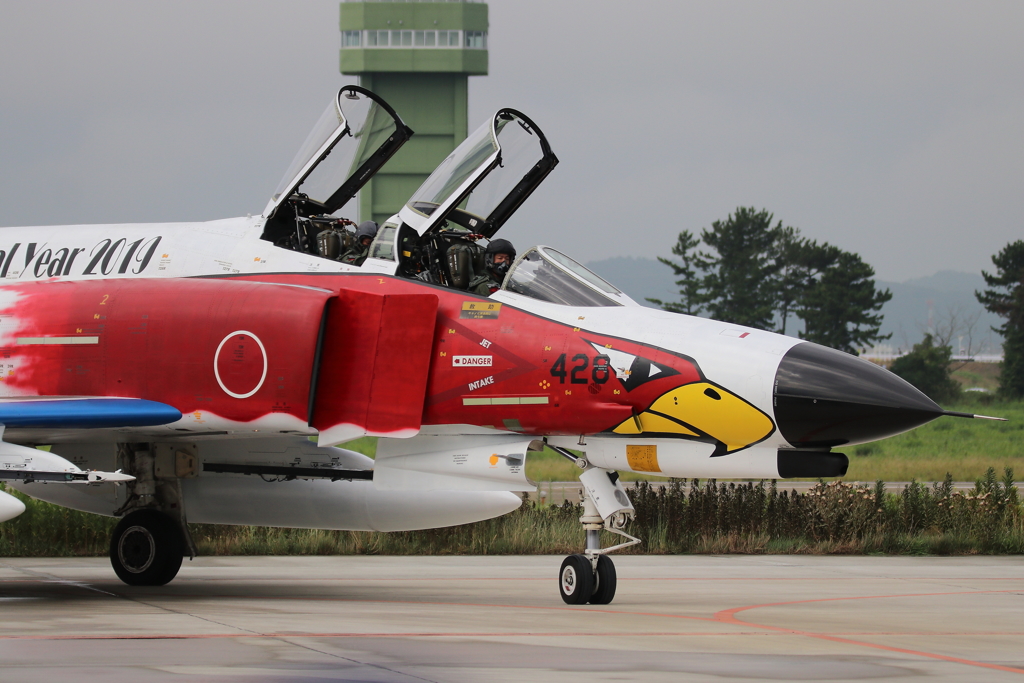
[797,250,891,354]
[976,240,1024,398]
[655,208,891,354]
[776,234,840,337]
[692,207,783,330]
[647,230,703,315]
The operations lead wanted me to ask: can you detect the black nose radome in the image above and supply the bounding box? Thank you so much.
[774,342,942,448]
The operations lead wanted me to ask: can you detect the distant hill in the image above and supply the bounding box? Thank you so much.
[874,271,1001,354]
[585,258,1002,354]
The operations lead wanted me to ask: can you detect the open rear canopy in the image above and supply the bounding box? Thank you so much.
[397,109,557,238]
[264,86,412,218]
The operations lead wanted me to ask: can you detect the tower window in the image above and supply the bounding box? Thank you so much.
[465,31,486,49]
[342,30,361,48]
[342,29,485,50]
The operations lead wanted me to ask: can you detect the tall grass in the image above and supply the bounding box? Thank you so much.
[628,468,1023,554]
[0,484,115,557]
[3,469,1022,557]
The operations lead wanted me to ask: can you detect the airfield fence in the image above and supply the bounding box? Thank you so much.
[1,469,1021,557]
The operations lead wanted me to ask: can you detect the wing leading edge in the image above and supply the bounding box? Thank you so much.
[0,397,181,428]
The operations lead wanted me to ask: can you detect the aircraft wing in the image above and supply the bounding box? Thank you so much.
[0,397,181,429]
[0,397,175,485]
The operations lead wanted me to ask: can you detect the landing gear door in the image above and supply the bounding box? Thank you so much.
[263,86,413,219]
[397,108,558,239]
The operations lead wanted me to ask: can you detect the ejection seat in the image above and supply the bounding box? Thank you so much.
[444,242,486,290]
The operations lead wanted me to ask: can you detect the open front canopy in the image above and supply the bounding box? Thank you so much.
[398,108,557,238]
[264,86,412,218]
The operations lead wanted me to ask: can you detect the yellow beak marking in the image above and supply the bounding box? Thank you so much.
[612,382,774,453]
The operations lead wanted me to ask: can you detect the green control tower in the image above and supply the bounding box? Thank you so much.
[340,0,488,225]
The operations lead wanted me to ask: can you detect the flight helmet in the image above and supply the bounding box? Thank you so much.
[355,221,378,245]
[485,239,516,278]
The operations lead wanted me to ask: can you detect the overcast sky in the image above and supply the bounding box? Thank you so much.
[1,1,1020,281]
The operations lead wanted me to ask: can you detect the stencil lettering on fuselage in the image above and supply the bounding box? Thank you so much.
[427,314,536,407]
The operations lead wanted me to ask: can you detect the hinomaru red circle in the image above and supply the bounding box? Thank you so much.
[214,331,267,399]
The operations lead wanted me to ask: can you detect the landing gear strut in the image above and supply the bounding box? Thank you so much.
[551,445,639,605]
[109,443,196,586]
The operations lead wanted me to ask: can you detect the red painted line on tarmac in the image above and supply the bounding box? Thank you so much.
[714,590,1024,675]
[5,577,1024,673]
[5,629,1024,642]
[0,631,778,640]
[828,631,1024,637]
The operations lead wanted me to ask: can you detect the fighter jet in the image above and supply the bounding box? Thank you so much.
[0,87,994,604]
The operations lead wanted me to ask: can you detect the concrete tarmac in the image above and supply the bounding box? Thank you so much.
[1,555,1022,682]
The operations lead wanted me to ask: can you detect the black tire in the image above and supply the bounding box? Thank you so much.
[558,554,594,605]
[589,554,617,605]
[110,510,184,586]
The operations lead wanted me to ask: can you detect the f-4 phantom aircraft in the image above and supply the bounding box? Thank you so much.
[0,87,993,604]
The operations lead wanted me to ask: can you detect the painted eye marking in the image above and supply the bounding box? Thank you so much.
[704,387,722,400]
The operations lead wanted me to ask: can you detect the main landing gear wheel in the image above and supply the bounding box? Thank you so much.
[559,554,594,605]
[589,554,617,605]
[110,509,184,586]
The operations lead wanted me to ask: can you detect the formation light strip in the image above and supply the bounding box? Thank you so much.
[16,337,100,345]
[463,396,549,406]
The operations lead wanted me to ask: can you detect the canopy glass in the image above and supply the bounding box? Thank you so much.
[265,86,411,218]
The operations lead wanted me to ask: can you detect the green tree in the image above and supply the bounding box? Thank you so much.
[691,207,783,329]
[647,230,703,315]
[889,334,961,404]
[976,240,1024,398]
[654,208,892,354]
[776,233,840,336]
[797,250,892,354]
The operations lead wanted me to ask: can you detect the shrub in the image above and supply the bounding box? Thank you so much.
[889,334,962,403]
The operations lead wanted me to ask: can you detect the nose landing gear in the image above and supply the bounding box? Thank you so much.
[551,446,639,605]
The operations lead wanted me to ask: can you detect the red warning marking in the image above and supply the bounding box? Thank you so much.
[714,590,1024,675]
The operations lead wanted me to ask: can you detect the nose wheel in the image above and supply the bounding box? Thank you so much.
[559,554,593,604]
[590,554,618,605]
[560,553,619,605]
[550,447,639,606]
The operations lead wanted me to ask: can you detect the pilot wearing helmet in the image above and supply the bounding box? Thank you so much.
[340,221,378,266]
[470,239,516,296]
